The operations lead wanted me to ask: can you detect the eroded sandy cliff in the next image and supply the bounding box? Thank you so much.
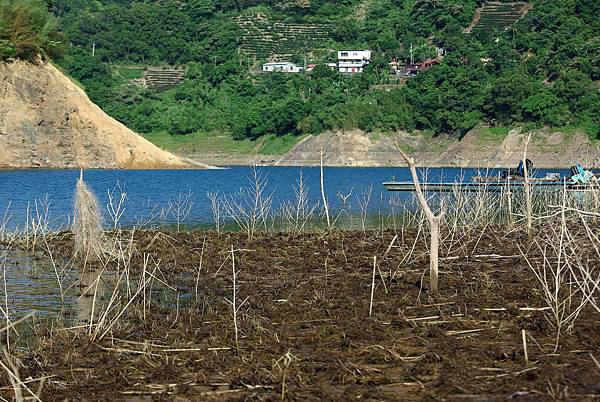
[0,60,201,169]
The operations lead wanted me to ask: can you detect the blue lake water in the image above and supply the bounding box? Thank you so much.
[0,166,569,230]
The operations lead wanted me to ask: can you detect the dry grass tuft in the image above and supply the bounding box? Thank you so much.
[73,171,106,261]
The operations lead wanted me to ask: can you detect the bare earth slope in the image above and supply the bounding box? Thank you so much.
[273,128,600,168]
[0,60,201,169]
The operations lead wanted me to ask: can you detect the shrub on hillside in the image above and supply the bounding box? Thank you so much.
[0,0,65,61]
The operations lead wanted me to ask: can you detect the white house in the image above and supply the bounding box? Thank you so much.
[262,62,304,73]
[337,50,371,73]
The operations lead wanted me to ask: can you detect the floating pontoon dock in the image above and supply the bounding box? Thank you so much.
[383,180,591,192]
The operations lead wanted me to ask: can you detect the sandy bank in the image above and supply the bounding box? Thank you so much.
[0,60,208,169]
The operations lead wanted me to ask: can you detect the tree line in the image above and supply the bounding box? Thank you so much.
[3,0,600,140]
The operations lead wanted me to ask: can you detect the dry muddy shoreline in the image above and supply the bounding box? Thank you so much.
[182,128,600,169]
[2,229,599,401]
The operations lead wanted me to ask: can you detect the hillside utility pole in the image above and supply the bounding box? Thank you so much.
[410,43,413,65]
[92,42,95,57]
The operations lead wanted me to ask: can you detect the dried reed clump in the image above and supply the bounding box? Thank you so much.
[73,172,106,261]
[223,166,273,239]
[279,171,317,236]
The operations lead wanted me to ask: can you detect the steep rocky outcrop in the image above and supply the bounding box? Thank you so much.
[0,60,203,169]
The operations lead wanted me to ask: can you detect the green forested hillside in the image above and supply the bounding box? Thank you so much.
[12,0,600,145]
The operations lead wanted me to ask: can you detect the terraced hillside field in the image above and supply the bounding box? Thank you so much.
[236,13,332,60]
[466,1,532,34]
[127,67,186,92]
[235,0,310,9]
[143,68,186,92]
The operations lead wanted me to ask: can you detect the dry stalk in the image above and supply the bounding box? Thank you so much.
[357,185,373,232]
[591,353,600,370]
[273,350,297,401]
[223,167,272,239]
[0,202,13,242]
[280,171,317,236]
[0,244,28,344]
[85,267,106,337]
[90,254,159,341]
[369,256,377,317]
[523,133,533,237]
[2,260,9,349]
[337,188,353,205]
[522,329,529,365]
[521,195,591,352]
[1,347,44,402]
[320,149,331,231]
[568,212,600,314]
[504,180,514,227]
[0,312,34,336]
[106,181,128,229]
[1,348,23,402]
[226,245,249,353]
[195,237,207,301]
[20,196,57,251]
[44,238,65,305]
[134,202,168,227]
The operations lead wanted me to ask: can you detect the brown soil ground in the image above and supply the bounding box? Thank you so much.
[3,229,600,401]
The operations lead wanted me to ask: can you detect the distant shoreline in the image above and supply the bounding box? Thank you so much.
[0,164,577,171]
[175,127,599,170]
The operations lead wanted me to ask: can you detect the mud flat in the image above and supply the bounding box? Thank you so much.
[2,229,599,400]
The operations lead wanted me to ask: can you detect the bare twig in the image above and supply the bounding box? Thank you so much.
[523,133,533,237]
[369,256,376,317]
[195,237,207,301]
[522,329,529,365]
[320,149,331,231]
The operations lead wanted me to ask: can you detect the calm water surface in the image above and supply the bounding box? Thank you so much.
[0,166,530,229]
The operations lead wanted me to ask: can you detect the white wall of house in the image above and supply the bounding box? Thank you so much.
[338,66,366,73]
[338,50,372,61]
[262,62,304,73]
[337,50,371,73]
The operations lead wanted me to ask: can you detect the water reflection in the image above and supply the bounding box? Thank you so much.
[0,245,115,329]
[0,246,74,319]
[75,268,108,326]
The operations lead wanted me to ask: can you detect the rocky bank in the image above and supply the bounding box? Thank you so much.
[218,128,600,168]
